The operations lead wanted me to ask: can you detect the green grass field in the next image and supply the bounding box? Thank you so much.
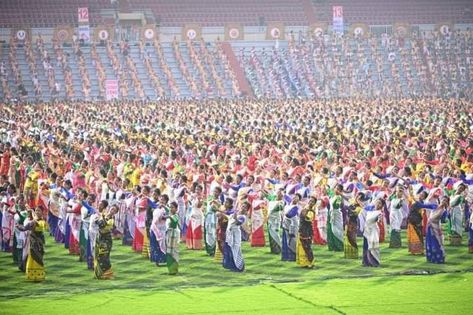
[1,230,472,314]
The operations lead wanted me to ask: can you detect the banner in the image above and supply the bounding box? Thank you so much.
[78,25,90,43]
[224,23,244,40]
[11,28,31,42]
[393,23,410,38]
[350,23,369,38]
[106,80,119,100]
[54,25,73,43]
[141,25,158,41]
[94,26,114,42]
[332,6,344,34]
[266,23,285,40]
[308,23,327,37]
[436,23,454,37]
[78,7,89,24]
[182,24,202,40]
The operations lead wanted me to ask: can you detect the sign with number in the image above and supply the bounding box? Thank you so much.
[106,80,119,100]
[78,7,89,23]
[98,30,109,41]
[332,6,344,34]
[333,6,343,18]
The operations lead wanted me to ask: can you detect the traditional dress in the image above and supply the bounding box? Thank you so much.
[143,199,156,259]
[250,199,266,247]
[388,195,407,248]
[204,197,219,256]
[80,201,95,269]
[122,195,136,246]
[150,205,167,265]
[281,204,299,261]
[47,189,60,238]
[165,213,180,275]
[56,187,73,244]
[1,201,13,252]
[68,202,81,255]
[216,209,233,263]
[13,209,28,271]
[267,199,284,254]
[313,198,328,245]
[407,202,436,255]
[186,194,203,250]
[425,205,446,264]
[296,208,315,267]
[24,170,40,208]
[448,194,464,246]
[327,195,343,251]
[132,199,146,253]
[468,210,473,253]
[94,215,114,279]
[24,219,47,281]
[344,205,360,259]
[223,214,246,272]
[174,185,187,241]
[113,190,128,239]
[362,210,381,267]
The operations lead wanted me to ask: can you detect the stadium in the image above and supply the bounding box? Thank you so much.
[0,0,472,314]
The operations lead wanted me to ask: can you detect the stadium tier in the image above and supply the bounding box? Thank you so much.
[1,33,472,102]
[1,0,472,28]
[312,0,473,25]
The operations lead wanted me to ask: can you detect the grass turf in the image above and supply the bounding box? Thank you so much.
[0,230,472,314]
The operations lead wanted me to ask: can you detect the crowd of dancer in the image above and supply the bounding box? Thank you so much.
[242,29,473,100]
[0,97,472,282]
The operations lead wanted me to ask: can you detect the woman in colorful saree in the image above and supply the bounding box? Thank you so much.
[23,163,41,209]
[165,201,180,275]
[344,194,363,259]
[223,202,248,272]
[80,193,96,268]
[150,194,168,266]
[469,208,473,254]
[296,196,316,268]
[250,193,266,247]
[281,194,301,261]
[388,187,408,248]
[362,199,383,267]
[267,188,284,254]
[94,200,116,280]
[132,195,147,253]
[16,208,48,282]
[425,196,449,264]
[408,189,437,255]
[312,197,328,245]
[204,186,222,257]
[448,182,466,246]
[186,184,204,250]
[1,186,16,253]
[216,198,234,263]
[67,189,87,255]
[327,185,344,252]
